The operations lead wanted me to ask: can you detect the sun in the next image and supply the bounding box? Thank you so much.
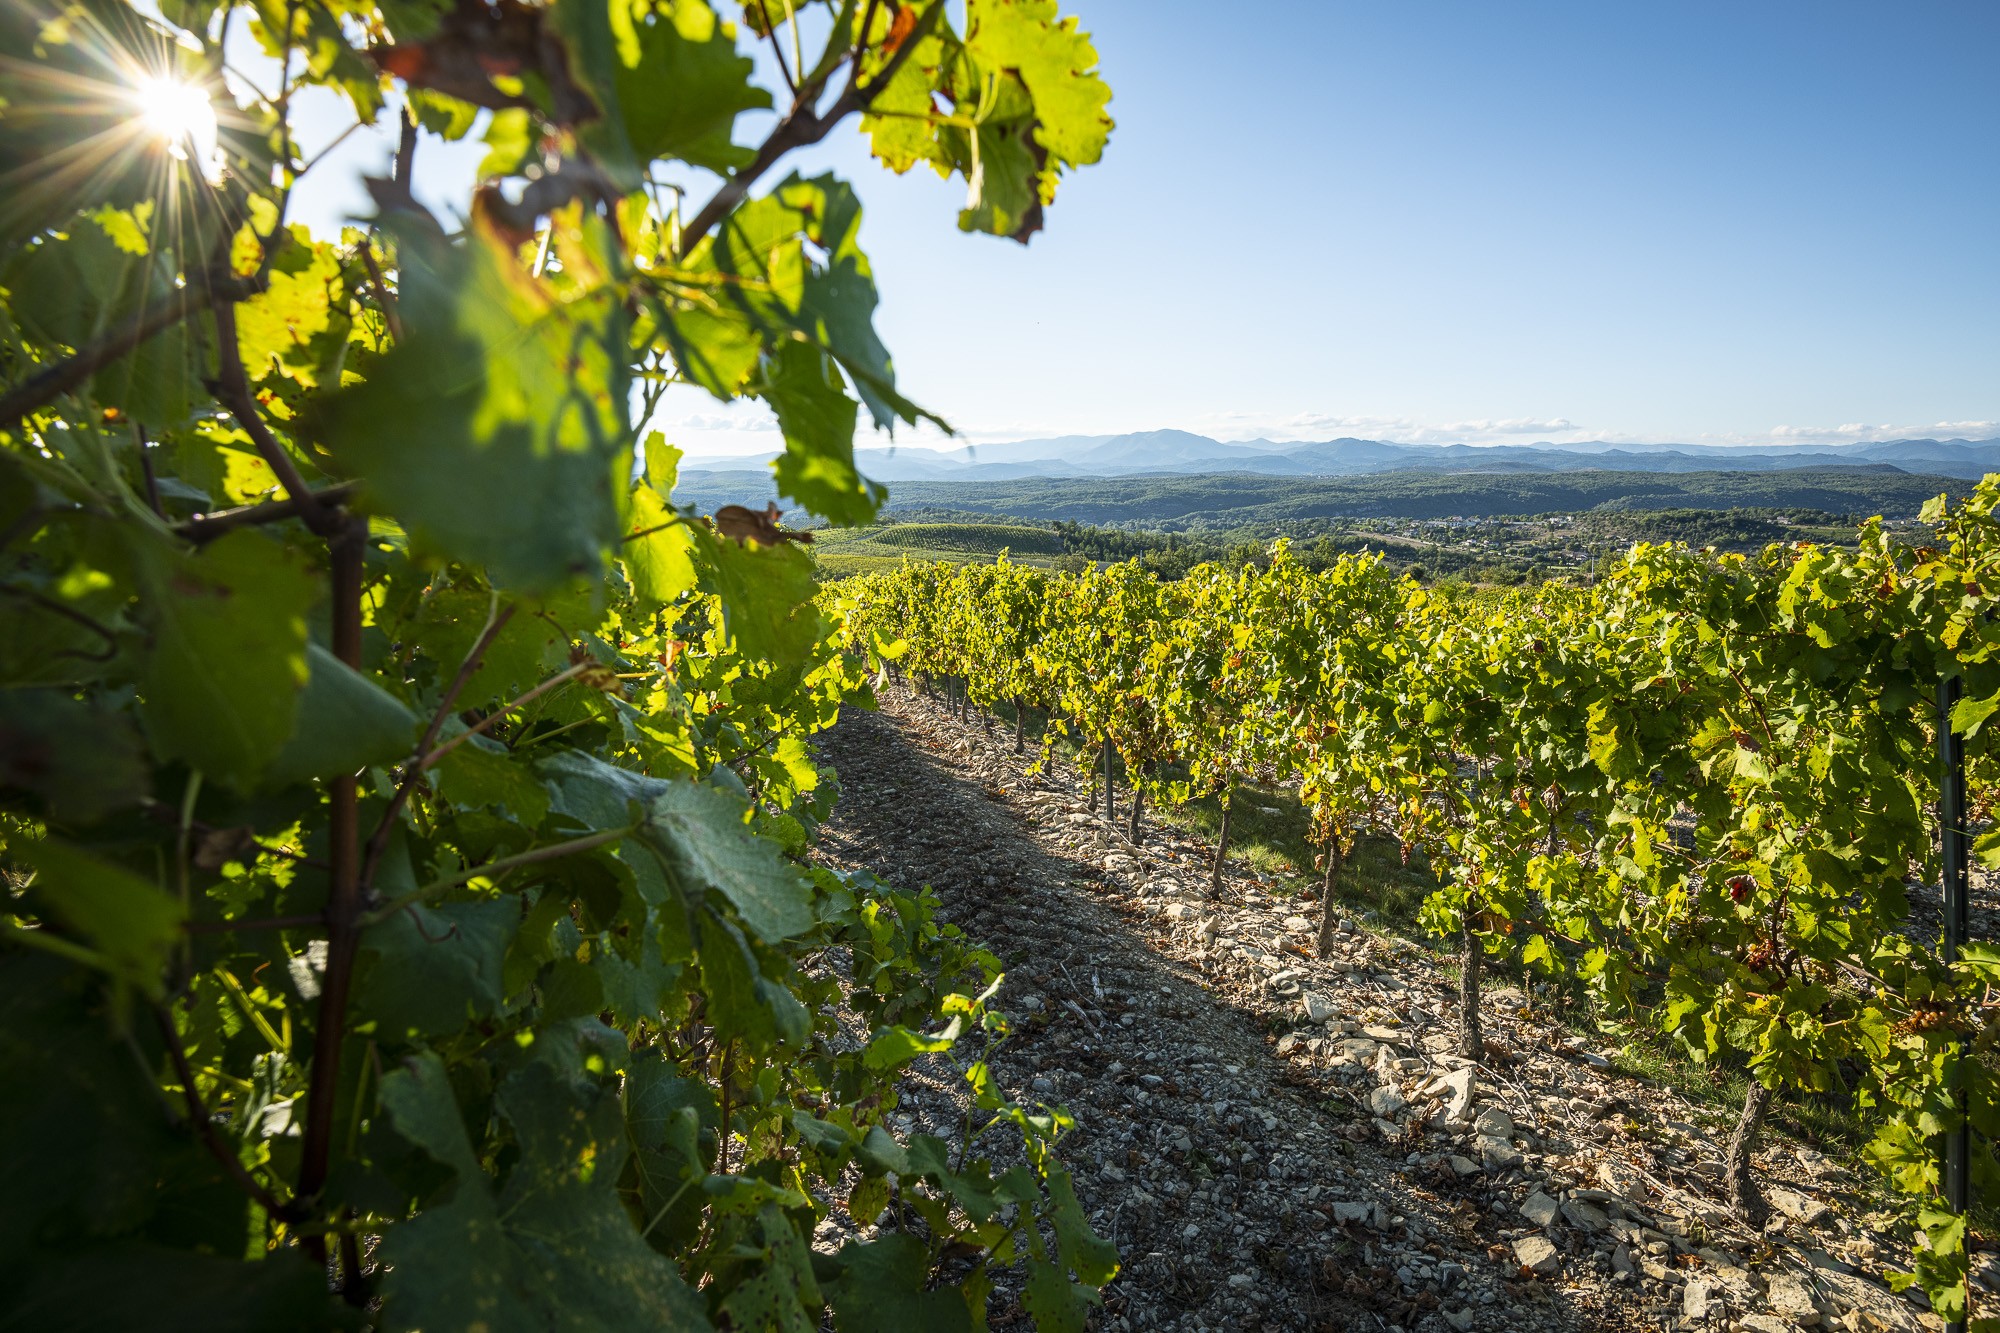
[131,75,221,179]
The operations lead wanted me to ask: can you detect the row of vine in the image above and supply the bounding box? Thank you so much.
[835,489,2000,1328]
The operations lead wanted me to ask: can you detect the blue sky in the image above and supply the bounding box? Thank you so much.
[269,0,2000,456]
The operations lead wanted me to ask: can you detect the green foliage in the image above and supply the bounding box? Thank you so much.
[0,0,1114,1325]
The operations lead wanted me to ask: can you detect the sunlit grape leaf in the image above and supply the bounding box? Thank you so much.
[859,20,953,174]
[956,114,1043,240]
[1951,690,2000,740]
[3,211,202,424]
[554,0,770,186]
[640,779,812,941]
[136,529,314,791]
[314,217,631,590]
[704,532,820,666]
[764,342,879,525]
[406,87,479,139]
[862,1019,960,1071]
[263,643,420,788]
[1046,1162,1118,1285]
[622,481,700,609]
[966,0,1114,167]
[233,227,346,387]
[661,174,932,457]
[768,174,929,431]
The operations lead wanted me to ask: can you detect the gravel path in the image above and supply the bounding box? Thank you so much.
[811,685,1944,1333]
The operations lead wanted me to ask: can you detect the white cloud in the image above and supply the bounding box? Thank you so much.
[1759,420,1999,444]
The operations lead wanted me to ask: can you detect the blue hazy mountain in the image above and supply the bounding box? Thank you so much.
[680,431,2000,483]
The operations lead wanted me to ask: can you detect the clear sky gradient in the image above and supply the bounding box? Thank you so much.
[274,1,2000,457]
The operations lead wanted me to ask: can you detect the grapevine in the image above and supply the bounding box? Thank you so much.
[0,0,1119,1326]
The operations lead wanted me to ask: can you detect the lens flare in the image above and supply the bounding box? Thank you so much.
[131,75,220,181]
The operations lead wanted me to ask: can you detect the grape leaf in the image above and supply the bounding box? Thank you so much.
[15,838,183,997]
[622,481,701,610]
[554,0,770,184]
[352,901,518,1041]
[0,690,149,823]
[704,532,820,666]
[966,0,1114,168]
[136,529,315,791]
[313,218,631,591]
[380,1054,713,1331]
[5,1244,353,1332]
[264,643,420,787]
[719,1204,821,1332]
[621,1052,715,1248]
[434,736,553,824]
[765,342,880,526]
[826,1234,973,1333]
[640,779,813,941]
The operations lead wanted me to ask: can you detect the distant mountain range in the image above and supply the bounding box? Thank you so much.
[679,429,2000,483]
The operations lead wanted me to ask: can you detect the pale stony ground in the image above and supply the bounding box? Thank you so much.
[811,683,1967,1333]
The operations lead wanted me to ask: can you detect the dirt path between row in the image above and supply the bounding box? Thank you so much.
[810,685,1941,1333]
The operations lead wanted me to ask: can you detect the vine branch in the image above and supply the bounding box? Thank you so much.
[0,276,262,429]
[360,602,518,896]
[676,0,942,260]
[152,1005,297,1222]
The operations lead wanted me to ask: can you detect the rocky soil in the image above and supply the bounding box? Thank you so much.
[811,683,1955,1333]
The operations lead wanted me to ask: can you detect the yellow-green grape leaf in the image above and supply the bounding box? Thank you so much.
[966,0,1113,168]
[314,217,631,590]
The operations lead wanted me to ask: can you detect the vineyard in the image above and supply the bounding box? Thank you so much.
[812,521,1069,578]
[834,498,2000,1330]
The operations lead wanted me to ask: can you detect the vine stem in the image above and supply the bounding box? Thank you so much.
[175,482,361,544]
[295,515,367,1260]
[675,0,940,261]
[418,660,593,770]
[208,300,341,540]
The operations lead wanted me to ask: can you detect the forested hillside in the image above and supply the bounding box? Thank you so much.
[678,465,1967,529]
